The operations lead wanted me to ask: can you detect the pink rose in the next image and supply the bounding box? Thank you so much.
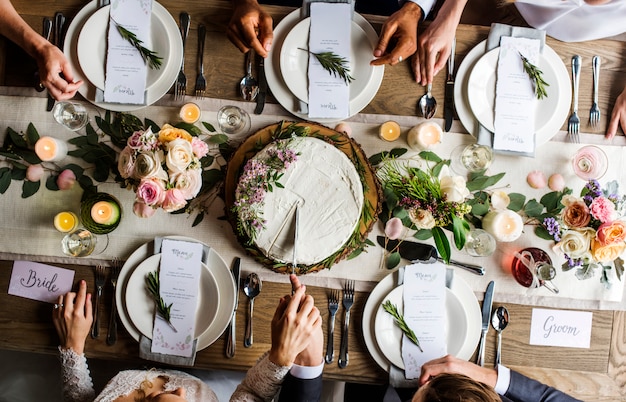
[56,169,76,190]
[127,131,144,150]
[162,188,187,212]
[26,164,44,182]
[171,168,203,199]
[596,220,626,246]
[117,147,135,179]
[136,178,166,206]
[133,200,157,218]
[589,196,616,223]
[191,137,209,159]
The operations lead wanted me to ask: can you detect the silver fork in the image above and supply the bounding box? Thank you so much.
[338,280,354,368]
[174,12,190,101]
[194,24,206,99]
[567,55,581,143]
[325,289,339,364]
[590,55,601,127]
[106,258,122,345]
[91,265,106,339]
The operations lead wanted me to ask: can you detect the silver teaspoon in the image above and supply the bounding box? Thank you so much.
[418,83,437,119]
[243,273,262,347]
[491,306,509,368]
[240,51,259,101]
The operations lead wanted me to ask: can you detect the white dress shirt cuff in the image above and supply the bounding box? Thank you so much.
[494,364,511,395]
[289,359,324,380]
[405,0,436,19]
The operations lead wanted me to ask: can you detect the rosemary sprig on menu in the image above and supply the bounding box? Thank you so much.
[112,19,163,70]
[298,48,354,85]
[519,52,549,100]
[382,300,423,352]
[146,271,177,332]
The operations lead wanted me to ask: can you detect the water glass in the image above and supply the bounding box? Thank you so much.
[450,143,494,174]
[571,145,608,180]
[61,228,97,257]
[464,229,496,257]
[217,105,251,135]
[52,101,89,131]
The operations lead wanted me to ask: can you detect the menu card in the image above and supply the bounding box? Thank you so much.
[307,2,351,119]
[151,238,202,357]
[493,36,540,154]
[104,0,152,104]
[401,263,447,379]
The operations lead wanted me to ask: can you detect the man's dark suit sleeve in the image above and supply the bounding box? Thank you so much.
[277,372,323,402]
[503,370,582,402]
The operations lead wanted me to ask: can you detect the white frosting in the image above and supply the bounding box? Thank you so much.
[238,136,364,265]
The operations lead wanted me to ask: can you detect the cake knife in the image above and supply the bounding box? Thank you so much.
[291,205,299,294]
[225,258,241,358]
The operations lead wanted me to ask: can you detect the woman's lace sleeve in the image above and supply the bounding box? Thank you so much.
[58,346,96,402]
[230,352,291,402]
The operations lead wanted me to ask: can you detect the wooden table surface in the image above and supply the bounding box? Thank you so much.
[1,1,625,400]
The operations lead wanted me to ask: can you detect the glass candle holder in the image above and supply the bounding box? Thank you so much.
[379,121,401,141]
[53,211,78,233]
[80,192,122,234]
[180,102,201,124]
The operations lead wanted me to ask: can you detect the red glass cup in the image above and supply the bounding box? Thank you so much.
[511,247,559,293]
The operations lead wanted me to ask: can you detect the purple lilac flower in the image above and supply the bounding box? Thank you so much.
[542,217,561,241]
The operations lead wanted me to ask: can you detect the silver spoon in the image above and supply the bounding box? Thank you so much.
[491,306,509,368]
[243,272,262,348]
[240,51,259,101]
[418,83,437,119]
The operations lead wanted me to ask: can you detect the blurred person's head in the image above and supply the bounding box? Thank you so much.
[412,373,500,402]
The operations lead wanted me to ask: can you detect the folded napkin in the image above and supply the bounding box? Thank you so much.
[138,237,209,366]
[476,23,546,157]
[389,265,454,388]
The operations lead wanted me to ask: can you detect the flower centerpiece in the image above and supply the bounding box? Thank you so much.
[538,179,625,286]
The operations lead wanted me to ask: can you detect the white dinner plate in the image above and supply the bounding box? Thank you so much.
[374,286,467,369]
[266,9,384,123]
[454,40,571,146]
[64,0,183,111]
[77,5,172,92]
[125,254,220,341]
[467,48,561,133]
[280,17,375,104]
[116,236,236,350]
[362,268,481,372]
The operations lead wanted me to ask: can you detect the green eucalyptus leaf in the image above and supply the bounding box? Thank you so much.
[21,180,40,198]
[524,199,544,218]
[201,155,215,168]
[46,175,59,190]
[11,167,26,180]
[86,126,99,145]
[202,122,216,132]
[175,122,202,136]
[540,191,564,212]
[471,202,489,216]
[202,169,224,188]
[209,134,229,144]
[414,229,433,240]
[14,149,41,164]
[432,226,451,264]
[0,168,11,194]
[68,136,91,147]
[466,172,506,192]
[8,128,28,148]
[507,193,526,211]
[534,225,554,240]
[145,118,160,133]
[192,212,204,227]
[418,150,442,163]
[25,123,40,146]
[452,214,469,250]
[387,251,401,269]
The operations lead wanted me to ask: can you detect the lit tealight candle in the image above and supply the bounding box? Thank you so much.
[91,201,114,225]
[53,211,78,233]
[407,122,442,150]
[35,136,68,162]
[379,121,401,141]
[180,102,201,124]
[482,210,523,242]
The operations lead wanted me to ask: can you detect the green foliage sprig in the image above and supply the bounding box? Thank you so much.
[519,52,549,100]
[298,48,354,85]
[382,300,423,352]
[146,271,177,332]
[113,19,163,70]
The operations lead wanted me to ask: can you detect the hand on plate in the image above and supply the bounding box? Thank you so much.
[36,42,83,100]
[606,84,626,139]
[52,280,93,355]
[418,354,498,388]
[227,0,274,58]
[370,2,422,67]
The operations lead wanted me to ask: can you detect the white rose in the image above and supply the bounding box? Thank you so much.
[134,151,167,181]
[439,165,470,203]
[409,209,436,229]
[557,228,595,259]
[166,138,195,174]
[171,168,203,200]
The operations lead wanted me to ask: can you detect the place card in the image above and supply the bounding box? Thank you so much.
[493,36,540,154]
[151,238,202,357]
[8,261,74,303]
[307,2,351,119]
[401,263,447,379]
[103,0,152,104]
[529,308,592,348]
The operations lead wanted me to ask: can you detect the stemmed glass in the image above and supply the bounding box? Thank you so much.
[450,143,494,175]
[52,101,89,131]
[217,105,251,135]
[463,229,496,257]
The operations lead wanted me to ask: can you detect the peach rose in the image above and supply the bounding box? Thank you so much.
[56,169,76,190]
[133,201,157,218]
[162,188,187,212]
[561,197,591,228]
[158,124,192,144]
[171,168,203,200]
[591,238,626,263]
[596,220,626,245]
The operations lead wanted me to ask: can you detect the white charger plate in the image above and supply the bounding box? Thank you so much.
[467,48,560,133]
[374,286,467,369]
[116,236,236,350]
[77,5,172,92]
[64,0,183,111]
[279,17,375,104]
[125,254,220,341]
[362,268,481,372]
[266,9,384,123]
[454,40,571,146]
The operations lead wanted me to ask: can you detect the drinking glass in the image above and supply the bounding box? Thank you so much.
[52,101,89,131]
[450,143,494,174]
[571,145,608,180]
[510,247,559,293]
[463,229,496,257]
[217,105,251,135]
[61,228,97,257]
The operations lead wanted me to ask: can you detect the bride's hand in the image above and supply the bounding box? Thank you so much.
[52,280,93,354]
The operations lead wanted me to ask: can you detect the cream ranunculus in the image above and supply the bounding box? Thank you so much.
[408,209,436,229]
[438,166,470,203]
[134,151,167,181]
[556,228,595,259]
[171,168,203,200]
[117,146,135,179]
[166,138,195,174]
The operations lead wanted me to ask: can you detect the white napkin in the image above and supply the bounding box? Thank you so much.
[306,2,351,119]
[103,0,152,104]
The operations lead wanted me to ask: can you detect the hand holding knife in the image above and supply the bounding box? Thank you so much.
[46,12,66,111]
[444,38,456,132]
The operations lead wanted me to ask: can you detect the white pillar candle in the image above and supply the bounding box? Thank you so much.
[407,122,442,150]
[482,210,523,242]
[34,136,68,162]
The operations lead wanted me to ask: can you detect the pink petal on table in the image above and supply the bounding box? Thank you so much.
[527,170,547,189]
[548,174,565,191]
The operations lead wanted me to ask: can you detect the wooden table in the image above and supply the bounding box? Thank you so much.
[1,1,625,400]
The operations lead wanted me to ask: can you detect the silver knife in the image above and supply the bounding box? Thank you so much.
[225,258,241,358]
[477,280,495,366]
[254,57,267,114]
[47,12,65,112]
[34,18,53,92]
[444,37,456,132]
